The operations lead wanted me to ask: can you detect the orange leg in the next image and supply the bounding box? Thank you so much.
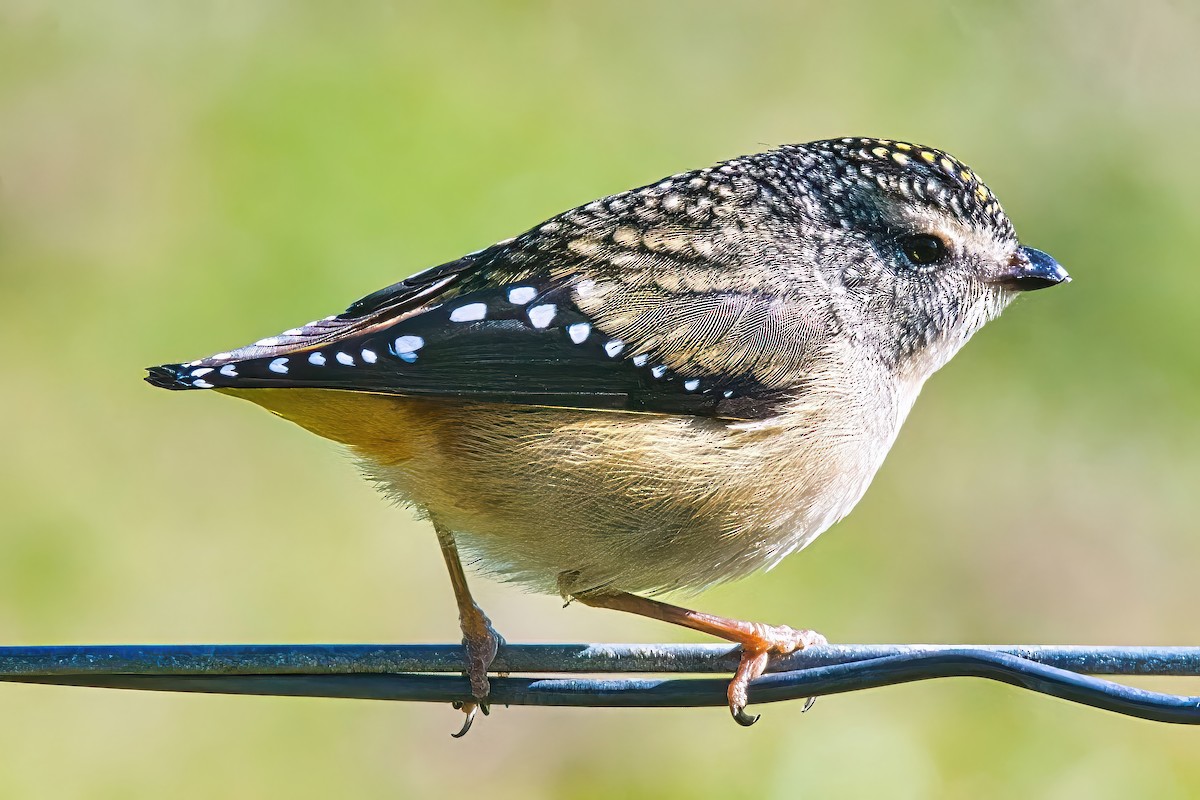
[574,590,826,725]
[434,523,501,737]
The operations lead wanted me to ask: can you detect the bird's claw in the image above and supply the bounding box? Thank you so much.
[449,701,477,738]
[726,625,826,726]
[731,706,761,726]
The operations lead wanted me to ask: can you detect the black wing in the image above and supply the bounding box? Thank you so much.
[147,159,830,420]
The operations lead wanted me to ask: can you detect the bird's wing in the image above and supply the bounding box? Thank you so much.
[147,169,830,420]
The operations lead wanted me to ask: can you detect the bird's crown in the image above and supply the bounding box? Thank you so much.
[790,137,1014,239]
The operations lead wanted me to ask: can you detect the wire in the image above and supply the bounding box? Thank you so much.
[2,644,1198,724]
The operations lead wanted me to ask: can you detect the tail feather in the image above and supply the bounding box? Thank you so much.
[144,364,191,390]
[144,310,373,392]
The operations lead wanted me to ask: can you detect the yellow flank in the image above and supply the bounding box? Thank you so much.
[217,388,445,466]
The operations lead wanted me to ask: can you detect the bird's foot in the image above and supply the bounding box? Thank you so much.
[569,589,828,727]
[461,607,503,699]
[450,606,503,737]
[728,624,826,726]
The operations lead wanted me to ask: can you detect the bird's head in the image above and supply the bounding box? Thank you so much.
[779,138,1069,378]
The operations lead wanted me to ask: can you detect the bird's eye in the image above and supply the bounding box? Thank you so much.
[899,234,948,268]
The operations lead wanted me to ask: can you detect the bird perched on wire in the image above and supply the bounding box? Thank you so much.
[146,137,1068,732]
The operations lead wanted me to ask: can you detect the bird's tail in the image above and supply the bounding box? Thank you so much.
[145,363,198,390]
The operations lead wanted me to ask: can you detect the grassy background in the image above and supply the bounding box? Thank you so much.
[2,1,1199,797]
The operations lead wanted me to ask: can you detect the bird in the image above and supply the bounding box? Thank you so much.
[146,137,1069,732]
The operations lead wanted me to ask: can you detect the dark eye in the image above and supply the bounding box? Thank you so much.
[899,234,947,268]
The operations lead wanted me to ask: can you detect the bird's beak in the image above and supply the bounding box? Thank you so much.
[993,246,1070,291]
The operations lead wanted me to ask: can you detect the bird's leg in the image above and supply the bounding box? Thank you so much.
[433,523,501,737]
[573,590,825,726]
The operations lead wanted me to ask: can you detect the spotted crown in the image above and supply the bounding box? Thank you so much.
[792,137,1014,239]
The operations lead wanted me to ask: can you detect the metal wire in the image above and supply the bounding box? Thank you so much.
[2,644,1198,723]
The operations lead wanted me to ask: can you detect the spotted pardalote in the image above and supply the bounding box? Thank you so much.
[147,137,1069,730]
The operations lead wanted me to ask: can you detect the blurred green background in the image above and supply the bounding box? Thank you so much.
[2,1,1199,797]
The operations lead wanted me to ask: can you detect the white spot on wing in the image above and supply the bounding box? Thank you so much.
[191,367,213,377]
[193,379,214,388]
[528,303,557,329]
[632,354,648,367]
[450,302,488,322]
[683,379,700,392]
[309,352,326,366]
[269,358,289,374]
[604,340,625,357]
[394,335,424,354]
[508,286,537,305]
[361,349,377,364]
[220,364,238,377]
[336,352,355,366]
[651,365,667,378]
[256,337,281,347]
[567,323,591,343]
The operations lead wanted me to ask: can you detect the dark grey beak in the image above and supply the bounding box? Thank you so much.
[995,246,1070,291]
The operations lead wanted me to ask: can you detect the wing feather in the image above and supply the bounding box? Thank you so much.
[147,163,832,420]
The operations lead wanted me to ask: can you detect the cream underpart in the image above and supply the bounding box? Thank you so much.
[225,280,1010,598]
[357,343,920,597]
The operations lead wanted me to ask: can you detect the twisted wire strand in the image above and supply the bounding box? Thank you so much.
[3,644,1198,724]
